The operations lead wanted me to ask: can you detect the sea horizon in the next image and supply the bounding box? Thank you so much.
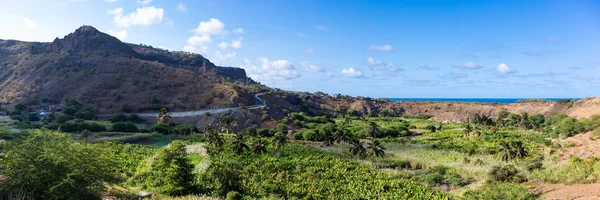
[387,98,581,104]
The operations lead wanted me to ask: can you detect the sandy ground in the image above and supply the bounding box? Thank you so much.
[558,132,600,160]
[530,182,600,200]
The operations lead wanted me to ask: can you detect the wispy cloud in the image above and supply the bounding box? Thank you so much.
[438,72,468,81]
[452,61,482,69]
[416,65,440,70]
[315,25,328,30]
[366,44,394,52]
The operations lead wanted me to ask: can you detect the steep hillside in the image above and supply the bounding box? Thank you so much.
[0,26,260,113]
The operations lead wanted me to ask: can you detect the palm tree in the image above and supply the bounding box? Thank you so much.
[498,141,513,162]
[464,124,473,137]
[349,140,367,158]
[272,133,287,150]
[323,131,335,146]
[367,139,386,158]
[367,121,380,138]
[231,133,249,155]
[157,108,171,124]
[205,130,224,148]
[251,137,268,154]
[512,141,528,159]
[333,130,350,144]
[220,117,238,134]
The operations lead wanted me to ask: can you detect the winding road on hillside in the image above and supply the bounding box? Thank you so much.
[135,93,267,117]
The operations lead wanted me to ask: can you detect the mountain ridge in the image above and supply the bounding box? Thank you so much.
[0,25,261,114]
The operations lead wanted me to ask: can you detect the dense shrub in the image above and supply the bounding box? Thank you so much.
[60,122,106,132]
[488,165,525,183]
[0,131,119,199]
[150,123,169,134]
[111,122,139,133]
[130,140,196,195]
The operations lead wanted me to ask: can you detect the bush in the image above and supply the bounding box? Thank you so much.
[463,183,534,200]
[27,112,40,121]
[108,114,129,123]
[0,131,119,199]
[488,165,525,183]
[74,109,95,120]
[111,122,139,133]
[276,123,288,133]
[226,191,242,200]
[130,140,195,195]
[150,123,169,134]
[425,125,437,132]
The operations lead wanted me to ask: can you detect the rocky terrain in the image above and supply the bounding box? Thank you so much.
[0,26,262,114]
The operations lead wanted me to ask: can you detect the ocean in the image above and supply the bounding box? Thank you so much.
[387,98,579,104]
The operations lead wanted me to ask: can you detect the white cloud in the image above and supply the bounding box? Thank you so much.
[301,61,325,73]
[104,0,118,2]
[367,57,398,72]
[234,28,244,34]
[341,67,363,78]
[177,2,187,12]
[452,61,482,69]
[296,32,306,37]
[193,18,225,36]
[106,29,127,40]
[216,51,236,61]
[438,72,468,80]
[217,37,243,49]
[107,7,123,15]
[187,35,212,46]
[240,58,299,81]
[137,0,152,4]
[496,63,514,74]
[23,18,37,29]
[109,7,164,27]
[367,44,394,52]
[315,25,328,30]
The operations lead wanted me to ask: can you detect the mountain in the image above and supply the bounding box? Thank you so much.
[0,26,260,113]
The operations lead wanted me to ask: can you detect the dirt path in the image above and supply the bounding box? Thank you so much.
[531,182,600,200]
[559,132,600,160]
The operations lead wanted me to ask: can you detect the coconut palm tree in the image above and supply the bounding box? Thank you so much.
[498,141,513,162]
[251,137,268,154]
[333,130,350,144]
[349,140,367,158]
[157,108,171,124]
[367,121,380,138]
[367,139,386,158]
[512,140,528,159]
[219,117,238,134]
[231,133,249,155]
[272,133,287,151]
[464,124,473,137]
[205,130,224,148]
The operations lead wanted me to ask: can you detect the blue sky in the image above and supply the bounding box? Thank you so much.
[1,0,599,98]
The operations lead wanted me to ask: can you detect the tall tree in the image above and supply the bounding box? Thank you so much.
[349,140,367,158]
[231,133,249,155]
[367,121,381,138]
[367,139,386,158]
[251,137,268,154]
[219,117,238,134]
[205,129,224,148]
[157,108,171,124]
